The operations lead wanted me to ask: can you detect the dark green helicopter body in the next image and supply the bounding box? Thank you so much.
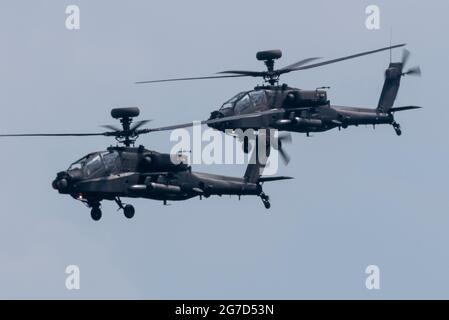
[54,146,266,202]
[140,45,421,138]
[0,107,288,221]
[52,142,277,221]
[207,82,412,137]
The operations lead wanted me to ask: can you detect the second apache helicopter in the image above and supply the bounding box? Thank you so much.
[0,108,290,221]
[137,44,421,146]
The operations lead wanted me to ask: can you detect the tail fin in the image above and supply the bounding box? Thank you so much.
[244,161,293,183]
[244,140,268,183]
[243,131,293,183]
[377,62,403,113]
[244,162,264,183]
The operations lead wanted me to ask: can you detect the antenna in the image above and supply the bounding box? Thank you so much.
[389,27,393,63]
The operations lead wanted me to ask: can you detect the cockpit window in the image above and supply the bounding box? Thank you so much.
[219,90,267,114]
[249,91,267,108]
[84,154,103,177]
[102,151,120,173]
[67,152,120,178]
[219,91,247,110]
[234,94,251,113]
[68,156,87,171]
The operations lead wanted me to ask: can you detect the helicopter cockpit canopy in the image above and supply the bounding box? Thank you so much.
[219,91,247,112]
[219,90,268,115]
[68,151,121,179]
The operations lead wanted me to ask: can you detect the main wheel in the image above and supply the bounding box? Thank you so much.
[91,207,102,221]
[123,204,135,219]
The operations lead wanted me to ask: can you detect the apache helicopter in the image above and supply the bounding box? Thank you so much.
[137,44,421,147]
[0,108,291,221]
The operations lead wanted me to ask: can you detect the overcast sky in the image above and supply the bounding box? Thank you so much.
[0,0,447,299]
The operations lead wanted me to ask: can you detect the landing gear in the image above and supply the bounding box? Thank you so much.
[243,136,250,154]
[263,200,271,209]
[260,192,271,209]
[123,204,135,219]
[392,122,402,136]
[87,200,102,221]
[242,133,271,158]
[90,206,102,221]
[115,197,136,219]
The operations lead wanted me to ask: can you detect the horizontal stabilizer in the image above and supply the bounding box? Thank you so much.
[389,106,422,113]
[258,176,293,183]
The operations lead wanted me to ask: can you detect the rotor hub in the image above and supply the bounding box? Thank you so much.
[108,107,144,146]
[256,50,283,85]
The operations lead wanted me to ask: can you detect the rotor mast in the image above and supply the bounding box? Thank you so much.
[119,117,133,146]
[256,50,283,85]
[110,107,142,147]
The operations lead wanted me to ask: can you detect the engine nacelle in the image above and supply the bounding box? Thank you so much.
[284,90,328,107]
[142,153,188,172]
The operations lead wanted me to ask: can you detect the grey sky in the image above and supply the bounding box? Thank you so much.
[0,0,447,299]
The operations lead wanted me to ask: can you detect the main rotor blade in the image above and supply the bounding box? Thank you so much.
[203,58,322,77]
[140,110,287,134]
[291,44,406,71]
[278,147,290,165]
[101,124,121,131]
[216,70,266,77]
[130,119,153,131]
[278,57,321,72]
[276,132,291,165]
[0,132,108,137]
[138,121,208,133]
[136,45,405,84]
[135,74,248,84]
[278,132,292,144]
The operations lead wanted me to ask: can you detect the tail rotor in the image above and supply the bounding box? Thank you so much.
[274,132,292,165]
[401,49,421,77]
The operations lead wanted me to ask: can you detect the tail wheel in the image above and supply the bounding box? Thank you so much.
[263,200,271,209]
[260,193,271,209]
[392,122,402,136]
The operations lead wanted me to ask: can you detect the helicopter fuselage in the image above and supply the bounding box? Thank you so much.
[207,86,395,135]
[52,146,262,204]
